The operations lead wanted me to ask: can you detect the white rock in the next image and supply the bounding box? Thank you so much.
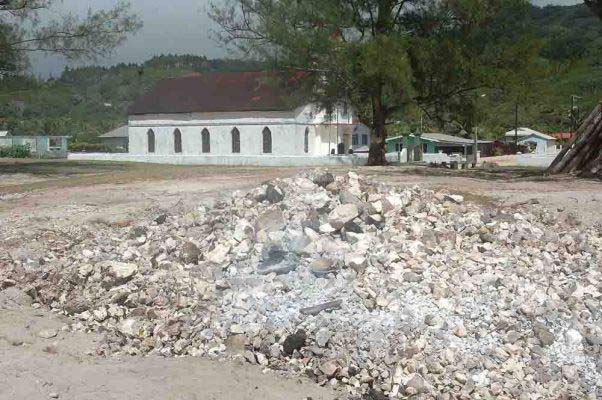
[565,329,583,346]
[316,328,332,347]
[328,204,359,230]
[444,194,464,204]
[206,244,231,264]
[344,253,367,272]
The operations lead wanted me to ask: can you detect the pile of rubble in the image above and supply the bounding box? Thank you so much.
[2,171,601,399]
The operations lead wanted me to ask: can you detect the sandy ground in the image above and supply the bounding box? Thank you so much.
[1,160,602,399]
[0,288,336,400]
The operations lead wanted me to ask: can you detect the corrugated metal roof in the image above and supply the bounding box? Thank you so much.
[128,71,305,115]
[387,133,492,145]
[99,125,128,138]
[504,127,556,140]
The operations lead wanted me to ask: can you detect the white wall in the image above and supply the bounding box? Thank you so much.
[68,153,365,167]
[128,104,355,158]
[511,135,558,155]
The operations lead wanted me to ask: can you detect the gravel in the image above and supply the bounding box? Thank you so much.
[1,169,601,399]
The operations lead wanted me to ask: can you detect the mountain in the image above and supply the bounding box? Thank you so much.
[1,4,601,141]
[0,55,264,142]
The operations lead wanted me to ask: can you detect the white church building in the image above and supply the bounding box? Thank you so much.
[72,72,364,166]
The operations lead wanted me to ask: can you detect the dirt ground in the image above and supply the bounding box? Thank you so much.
[0,287,336,400]
[1,159,601,400]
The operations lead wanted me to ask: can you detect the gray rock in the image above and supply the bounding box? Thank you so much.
[405,374,426,394]
[328,204,359,230]
[101,261,138,289]
[181,241,201,264]
[309,258,338,276]
[315,328,332,347]
[255,209,285,233]
[339,190,361,205]
[128,226,147,239]
[300,300,342,316]
[265,184,285,203]
[244,350,257,364]
[154,213,168,224]
[403,271,423,283]
[283,330,306,355]
[313,172,335,188]
[0,287,32,309]
[320,360,338,377]
[38,329,58,339]
[534,326,555,346]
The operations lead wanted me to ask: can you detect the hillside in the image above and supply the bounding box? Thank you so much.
[0,56,264,142]
[1,3,602,141]
[479,3,602,136]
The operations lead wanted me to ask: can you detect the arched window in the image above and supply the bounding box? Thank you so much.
[262,127,272,154]
[201,128,210,153]
[174,129,182,153]
[147,129,155,153]
[231,127,240,153]
[304,127,309,153]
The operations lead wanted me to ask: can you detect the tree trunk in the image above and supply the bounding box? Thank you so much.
[367,93,388,166]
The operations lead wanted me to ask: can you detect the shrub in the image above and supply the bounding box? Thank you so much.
[0,144,31,158]
[69,142,109,153]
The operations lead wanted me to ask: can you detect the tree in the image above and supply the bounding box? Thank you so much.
[210,0,415,165]
[585,0,602,19]
[0,0,141,76]
[407,0,540,139]
[210,0,537,165]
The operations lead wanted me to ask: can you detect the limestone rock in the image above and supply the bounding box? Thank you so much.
[328,204,359,230]
[101,261,138,288]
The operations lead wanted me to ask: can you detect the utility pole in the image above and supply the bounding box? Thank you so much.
[473,127,478,168]
[570,95,582,134]
[514,102,519,148]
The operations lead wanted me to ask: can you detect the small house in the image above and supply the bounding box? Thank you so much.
[99,125,129,152]
[386,133,493,158]
[504,128,557,154]
[0,132,70,157]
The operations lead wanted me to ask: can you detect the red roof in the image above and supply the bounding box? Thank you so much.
[128,71,304,115]
[550,132,574,140]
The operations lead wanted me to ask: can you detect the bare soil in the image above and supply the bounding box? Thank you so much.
[1,160,601,399]
[0,288,336,400]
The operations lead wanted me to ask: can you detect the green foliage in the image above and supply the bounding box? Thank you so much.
[211,0,541,164]
[2,2,602,148]
[408,0,540,137]
[0,55,264,142]
[0,144,31,158]
[69,142,110,153]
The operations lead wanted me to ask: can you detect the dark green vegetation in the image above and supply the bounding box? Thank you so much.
[478,3,602,136]
[0,4,601,146]
[0,55,264,143]
[0,144,31,158]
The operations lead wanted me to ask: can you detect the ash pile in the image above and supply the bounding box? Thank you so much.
[2,171,602,399]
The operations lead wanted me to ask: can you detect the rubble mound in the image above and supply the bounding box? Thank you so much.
[2,171,601,399]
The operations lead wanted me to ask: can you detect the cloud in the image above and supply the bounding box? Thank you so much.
[29,0,584,78]
[31,0,227,77]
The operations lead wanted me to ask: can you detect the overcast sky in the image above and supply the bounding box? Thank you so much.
[31,0,582,78]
